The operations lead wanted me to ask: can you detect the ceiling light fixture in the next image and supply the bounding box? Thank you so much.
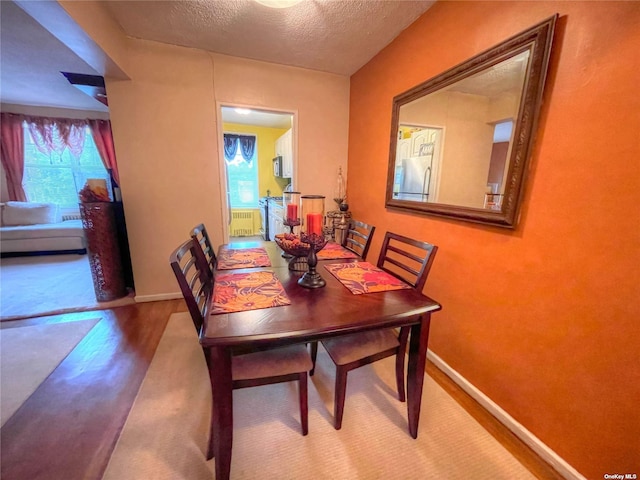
[254,0,303,8]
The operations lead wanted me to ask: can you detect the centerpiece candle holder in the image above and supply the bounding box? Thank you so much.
[283,191,301,233]
[301,195,325,237]
[299,195,326,288]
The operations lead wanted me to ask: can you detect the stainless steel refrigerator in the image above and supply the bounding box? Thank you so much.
[396,154,433,202]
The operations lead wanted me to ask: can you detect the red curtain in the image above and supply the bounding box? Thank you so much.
[88,119,119,185]
[0,113,27,201]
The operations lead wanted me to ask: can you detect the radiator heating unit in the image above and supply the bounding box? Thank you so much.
[230,210,256,236]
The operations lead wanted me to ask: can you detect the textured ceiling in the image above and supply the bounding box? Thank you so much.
[103,0,435,76]
[0,0,434,114]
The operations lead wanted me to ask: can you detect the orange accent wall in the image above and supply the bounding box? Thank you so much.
[348,2,640,478]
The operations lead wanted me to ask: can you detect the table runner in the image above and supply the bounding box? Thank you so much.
[211,271,291,314]
[216,247,271,270]
[316,242,359,260]
[324,262,412,295]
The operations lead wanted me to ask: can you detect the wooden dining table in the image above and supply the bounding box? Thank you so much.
[202,240,442,480]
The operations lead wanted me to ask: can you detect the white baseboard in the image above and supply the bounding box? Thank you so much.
[427,350,586,480]
[134,292,183,303]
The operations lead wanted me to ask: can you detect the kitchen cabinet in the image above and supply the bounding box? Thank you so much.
[268,200,285,240]
[410,130,431,156]
[275,129,293,178]
[397,138,411,161]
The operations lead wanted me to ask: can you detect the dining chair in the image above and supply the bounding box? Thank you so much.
[190,223,216,277]
[308,219,376,376]
[342,219,376,260]
[170,238,312,457]
[311,231,438,430]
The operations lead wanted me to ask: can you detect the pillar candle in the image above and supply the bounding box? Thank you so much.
[306,213,323,235]
[286,203,298,221]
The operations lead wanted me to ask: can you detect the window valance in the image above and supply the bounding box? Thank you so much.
[223,134,256,164]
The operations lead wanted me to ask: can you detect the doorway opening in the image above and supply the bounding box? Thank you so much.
[219,106,295,244]
[484,119,514,210]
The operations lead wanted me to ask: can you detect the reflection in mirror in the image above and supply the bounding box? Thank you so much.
[386,15,557,228]
[393,51,528,209]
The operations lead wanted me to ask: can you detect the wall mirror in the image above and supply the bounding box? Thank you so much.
[385,15,557,228]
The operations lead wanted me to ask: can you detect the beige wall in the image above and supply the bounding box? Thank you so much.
[211,53,350,200]
[59,0,130,79]
[438,92,494,207]
[9,1,350,300]
[101,39,349,299]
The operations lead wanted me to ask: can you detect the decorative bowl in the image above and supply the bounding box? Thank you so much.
[274,233,327,257]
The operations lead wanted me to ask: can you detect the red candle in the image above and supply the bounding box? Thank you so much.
[286,203,298,221]
[306,213,323,235]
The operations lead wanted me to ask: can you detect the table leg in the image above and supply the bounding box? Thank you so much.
[406,313,432,439]
[209,346,233,480]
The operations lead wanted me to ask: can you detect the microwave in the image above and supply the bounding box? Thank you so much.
[272,156,283,177]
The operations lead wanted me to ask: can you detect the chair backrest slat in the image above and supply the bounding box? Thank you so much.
[344,219,376,260]
[196,289,208,318]
[386,243,426,265]
[169,238,213,335]
[191,223,216,277]
[377,232,437,292]
[383,256,420,279]
[348,230,369,242]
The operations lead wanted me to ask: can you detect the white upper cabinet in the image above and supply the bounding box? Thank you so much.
[275,129,293,178]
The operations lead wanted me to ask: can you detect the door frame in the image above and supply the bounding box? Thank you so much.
[215,102,298,243]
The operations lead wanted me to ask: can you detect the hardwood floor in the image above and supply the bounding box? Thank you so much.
[0,300,186,480]
[1,300,561,480]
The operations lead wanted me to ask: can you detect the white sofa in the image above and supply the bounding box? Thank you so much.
[0,202,86,256]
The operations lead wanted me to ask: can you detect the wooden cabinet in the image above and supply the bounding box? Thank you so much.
[275,129,293,178]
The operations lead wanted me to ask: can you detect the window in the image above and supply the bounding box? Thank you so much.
[225,134,258,208]
[22,124,109,209]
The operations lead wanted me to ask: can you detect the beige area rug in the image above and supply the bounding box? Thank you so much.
[0,317,100,426]
[103,312,536,480]
[0,254,134,321]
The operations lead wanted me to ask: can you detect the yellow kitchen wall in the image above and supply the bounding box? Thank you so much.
[348,2,639,478]
[223,122,288,234]
[60,3,350,301]
[222,122,289,197]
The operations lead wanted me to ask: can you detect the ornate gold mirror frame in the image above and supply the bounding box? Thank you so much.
[385,15,557,228]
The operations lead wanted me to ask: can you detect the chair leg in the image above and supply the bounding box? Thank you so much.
[309,341,318,376]
[334,366,348,430]
[207,395,216,459]
[203,351,216,459]
[395,327,410,402]
[298,372,309,436]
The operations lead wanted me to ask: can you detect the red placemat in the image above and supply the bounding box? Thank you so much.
[324,262,412,295]
[216,247,272,270]
[316,242,359,260]
[211,271,291,314]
